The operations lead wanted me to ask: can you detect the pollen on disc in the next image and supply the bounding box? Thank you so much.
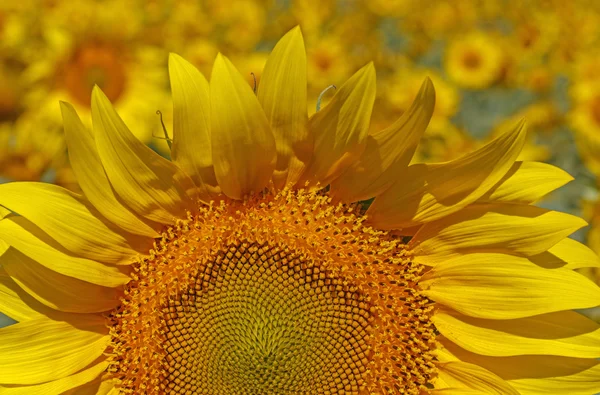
[107,189,436,394]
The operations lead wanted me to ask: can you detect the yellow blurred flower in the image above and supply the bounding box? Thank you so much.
[175,38,219,78]
[386,67,459,123]
[572,53,600,85]
[290,0,336,36]
[17,2,167,144]
[204,0,266,52]
[306,35,353,94]
[362,0,413,17]
[0,116,75,190]
[569,81,600,176]
[445,32,506,89]
[0,59,26,122]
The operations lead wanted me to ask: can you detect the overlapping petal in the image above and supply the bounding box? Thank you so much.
[530,237,600,269]
[210,54,276,199]
[410,204,587,266]
[169,53,216,194]
[439,338,600,395]
[433,309,600,358]
[0,270,55,322]
[0,361,109,395]
[368,122,526,229]
[331,78,435,202]
[92,86,196,224]
[0,317,108,385]
[420,253,600,319]
[257,26,311,189]
[1,248,121,313]
[434,360,519,395]
[60,102,160,238]
[0,217,129,287]
[477,161,573,204]
[298,62,376,186]
[0,182,149,264]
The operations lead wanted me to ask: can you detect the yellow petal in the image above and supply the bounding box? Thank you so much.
[530,237,600,270]
[169,53,217,193]
[410,204,587,266]
[92,86,195,224]
[508,365,600,395]
[1,247,120,313]
[0,361,108,394]
[65,379,116,395]
[0,182,149,265]
[0,207,10,219]
[0,217,129,287]
[477,161,573,204]
[331,78,435,202]
[0,269,50,321]
[60,102,159,238]
[299,62,376,186]
[432,389,488,395]
[210,53,276,199]
[0,317,108,385]
[368,121,526,230]
[420,253,600,319]
[257,26,311,189]
[433,309,600,358]
[435,361,519,395]
[440,338,600,395]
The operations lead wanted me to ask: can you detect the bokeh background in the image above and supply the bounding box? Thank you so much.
[1,0,600,326]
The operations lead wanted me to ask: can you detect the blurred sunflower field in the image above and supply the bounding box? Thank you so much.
[1,0,600,328]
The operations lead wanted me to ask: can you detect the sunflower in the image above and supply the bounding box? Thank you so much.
[1,27,600,395]
[0,116,77,190]
[569,80,600,177]
[19,0,166,145]
[445,32,506,90]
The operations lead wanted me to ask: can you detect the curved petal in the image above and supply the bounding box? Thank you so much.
[64,378,116,395]
[0,217,129,287]
[440,338,600,395]
[169,53,217,193]
[298,62,376,186]
[258,26,311,189]
[410,204,587,266]
[420,253,600,319]
[435,361,519,395]
[0,361,108,394]
[508,366,600,395]
[210,53,276,199]
[0,317,109,385]
[432,389,489,395]
[477,161,573,204]
[92,86,195,224]
[433,309,600,358]
[60,102,160,238]
[331,78,435,202]
[0,269,56,322]
[530,237,600,269]
[368,122,526,230]
[0,182,149,265]
[1,247,121,313]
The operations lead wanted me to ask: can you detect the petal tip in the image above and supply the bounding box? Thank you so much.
[91,84,109,105]
[168,52,182,66]
[59,100,74,113]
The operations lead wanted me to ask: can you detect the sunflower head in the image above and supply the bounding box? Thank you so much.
[445,32,506,89]
[0,26,599,395]
[60,40,127,107]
